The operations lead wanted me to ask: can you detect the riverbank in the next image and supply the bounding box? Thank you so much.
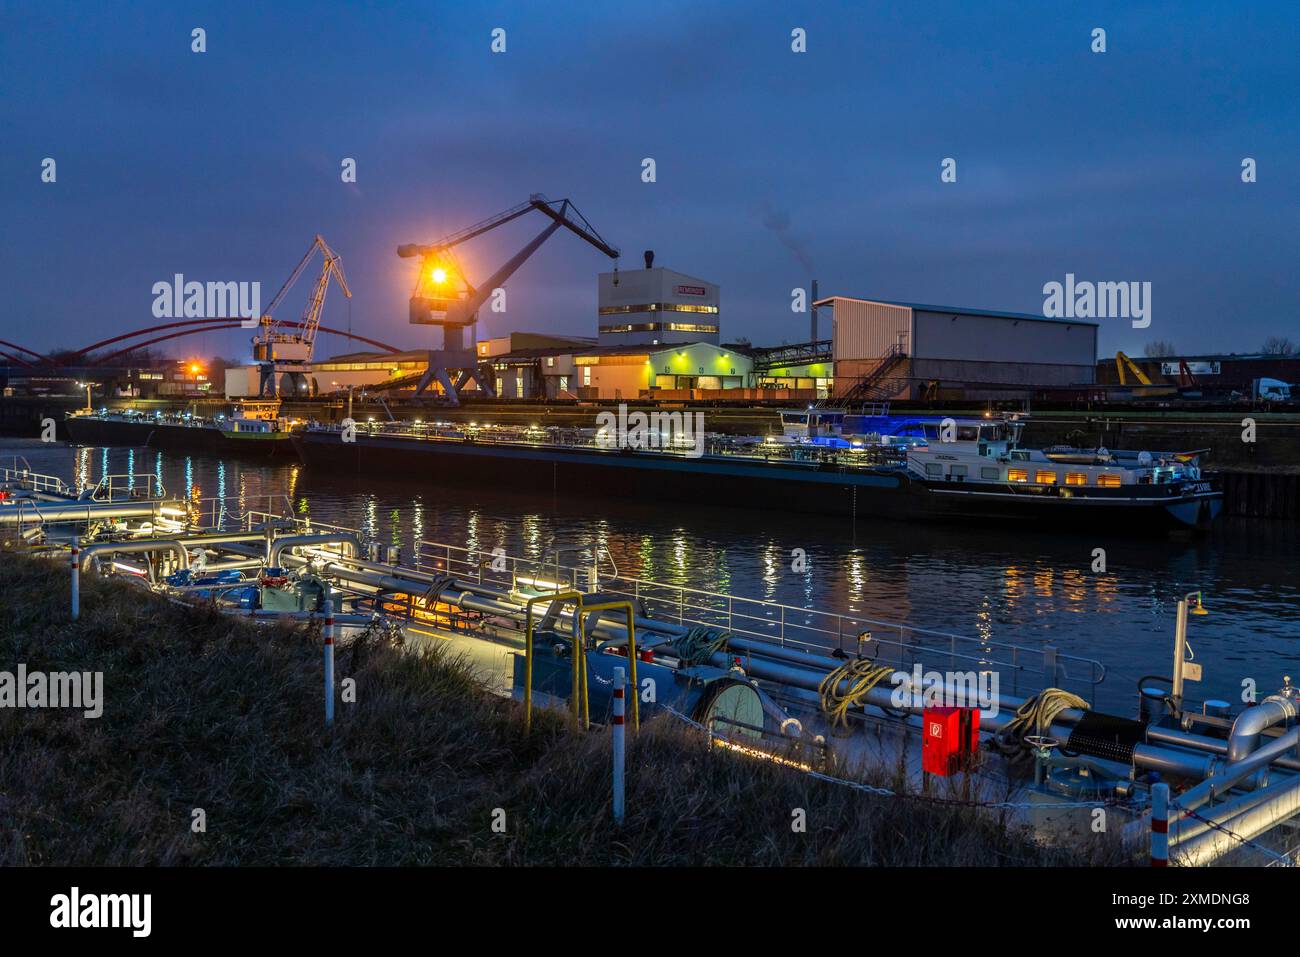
[0,549,1132,866]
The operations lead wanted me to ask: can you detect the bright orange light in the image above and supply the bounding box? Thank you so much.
[188,362,202,374]
[430,267,447,284]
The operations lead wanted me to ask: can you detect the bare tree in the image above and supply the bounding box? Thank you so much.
[1143,340,1177,357]
[1261,336,1296,356]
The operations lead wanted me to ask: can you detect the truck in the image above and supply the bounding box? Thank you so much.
[1250,377,1293,403]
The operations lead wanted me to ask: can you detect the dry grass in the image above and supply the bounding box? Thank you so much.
[0,548,1136,866]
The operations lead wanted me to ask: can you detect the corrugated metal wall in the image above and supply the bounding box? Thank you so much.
[831,299,911,361]
[913,309,1096,369]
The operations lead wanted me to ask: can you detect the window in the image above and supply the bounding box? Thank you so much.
[1097,473,1121,488]
[1035,470,1057,485]
[981,467,1000,480]
[948,465,967,481]
[515,375,524,396]
[546,357,554,367]
[925,463,943,477]
[558,376,568,391]
[1065,473,1087,486]
[582,367,591,387]
[1007,468,1029,483]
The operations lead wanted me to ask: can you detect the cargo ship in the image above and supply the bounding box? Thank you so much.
[64,401,298,458]
[291,413,1222,534]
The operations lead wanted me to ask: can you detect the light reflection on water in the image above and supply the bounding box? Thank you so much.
[15,438,1300,712]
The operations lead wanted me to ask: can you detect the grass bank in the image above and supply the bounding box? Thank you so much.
[0,548,1133,866]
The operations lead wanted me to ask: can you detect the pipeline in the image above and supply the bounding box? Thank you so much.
[148,532,1300,816]
[79,539,188,572]
[268,533,363,567]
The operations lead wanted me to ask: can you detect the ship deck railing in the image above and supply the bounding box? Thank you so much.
[185,505,1107,704]
[309,422,908,470]
[1,458,70,496]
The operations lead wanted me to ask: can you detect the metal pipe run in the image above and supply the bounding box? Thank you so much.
[79,539,189,572]
[145,532,1300,805]
[0,501,167,525]
[1175,773,1300,866]
[1178,726,1300,813]
[1227,695,1299,763]
[269,533,363,567]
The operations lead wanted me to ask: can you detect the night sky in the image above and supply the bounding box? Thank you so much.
[3,1,1297,362]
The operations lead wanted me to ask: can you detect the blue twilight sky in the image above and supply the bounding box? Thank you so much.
[2,0,1297,362]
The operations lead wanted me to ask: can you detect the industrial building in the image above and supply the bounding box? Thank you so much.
[817,296,1098,401]
[597,251,720,347]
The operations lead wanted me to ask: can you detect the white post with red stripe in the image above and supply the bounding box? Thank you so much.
[70,535,80,620]
[612,665,626,825]
[323,599,335,725]
[1151,781,1170,866]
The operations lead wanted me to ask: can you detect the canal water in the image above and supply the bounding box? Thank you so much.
[7,436,1297,713]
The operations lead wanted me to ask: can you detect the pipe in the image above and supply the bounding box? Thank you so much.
[1174,773,1300,866]
[1227,695,1299,763]
[138,535,1300,793]
[79,539,188,572]
[269,533,362,567]
[1178,725,1300,812]
[0,501,167,525]
[1170,784,1287,845]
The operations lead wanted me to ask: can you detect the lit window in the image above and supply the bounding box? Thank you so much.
[582,366,591,387]
[547,357,554,367]
[1035,470,1057,485]
[1007,469,1029,483]
[1065,473,1088,486]
[1097,473,1121,487]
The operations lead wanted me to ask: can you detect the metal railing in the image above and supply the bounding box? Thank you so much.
[1,460,70,495]
[183,506,1107,702]
[90,473,166,503]
[305,421,908,470]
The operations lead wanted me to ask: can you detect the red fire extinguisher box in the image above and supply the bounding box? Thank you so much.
[922,707,980,776]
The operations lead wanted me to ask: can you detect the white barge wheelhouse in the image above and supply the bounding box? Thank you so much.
[904,416,1222,531]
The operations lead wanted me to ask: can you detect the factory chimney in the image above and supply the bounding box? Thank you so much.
[810,278,819,342]
[644,249,655,269]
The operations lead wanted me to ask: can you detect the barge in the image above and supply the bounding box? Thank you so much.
[65,401,297,458]
[292,413,1222,534]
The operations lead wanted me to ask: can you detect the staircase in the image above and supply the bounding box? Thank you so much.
[824,345,907,408]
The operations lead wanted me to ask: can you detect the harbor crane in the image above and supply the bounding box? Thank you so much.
[254,235,352,397]
[398,194,620,404]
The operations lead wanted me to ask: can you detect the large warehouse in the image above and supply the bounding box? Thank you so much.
[816,296,1098,400]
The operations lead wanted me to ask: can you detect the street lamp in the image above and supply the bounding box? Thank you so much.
[1172,590,1209,710]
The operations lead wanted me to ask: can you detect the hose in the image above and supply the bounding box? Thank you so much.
[992,688,1090,755]
[673,626,732,666]
[818,657,896,730]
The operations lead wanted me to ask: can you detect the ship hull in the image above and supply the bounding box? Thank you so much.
[65,416,295,459]
[292,431,1221,534]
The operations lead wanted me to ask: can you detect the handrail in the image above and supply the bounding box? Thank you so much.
[523,592,584,734]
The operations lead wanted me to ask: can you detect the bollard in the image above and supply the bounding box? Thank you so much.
[70,535,80,621]
[323,599,335,725]
[612,665,626,825]
[1151,782,1169,866]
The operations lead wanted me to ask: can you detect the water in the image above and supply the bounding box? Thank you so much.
[7,437,1297,713]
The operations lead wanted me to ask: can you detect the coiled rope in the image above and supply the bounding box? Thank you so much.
[673,626,732,666]
[992,688,1090,754]
[818,657,896,730]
